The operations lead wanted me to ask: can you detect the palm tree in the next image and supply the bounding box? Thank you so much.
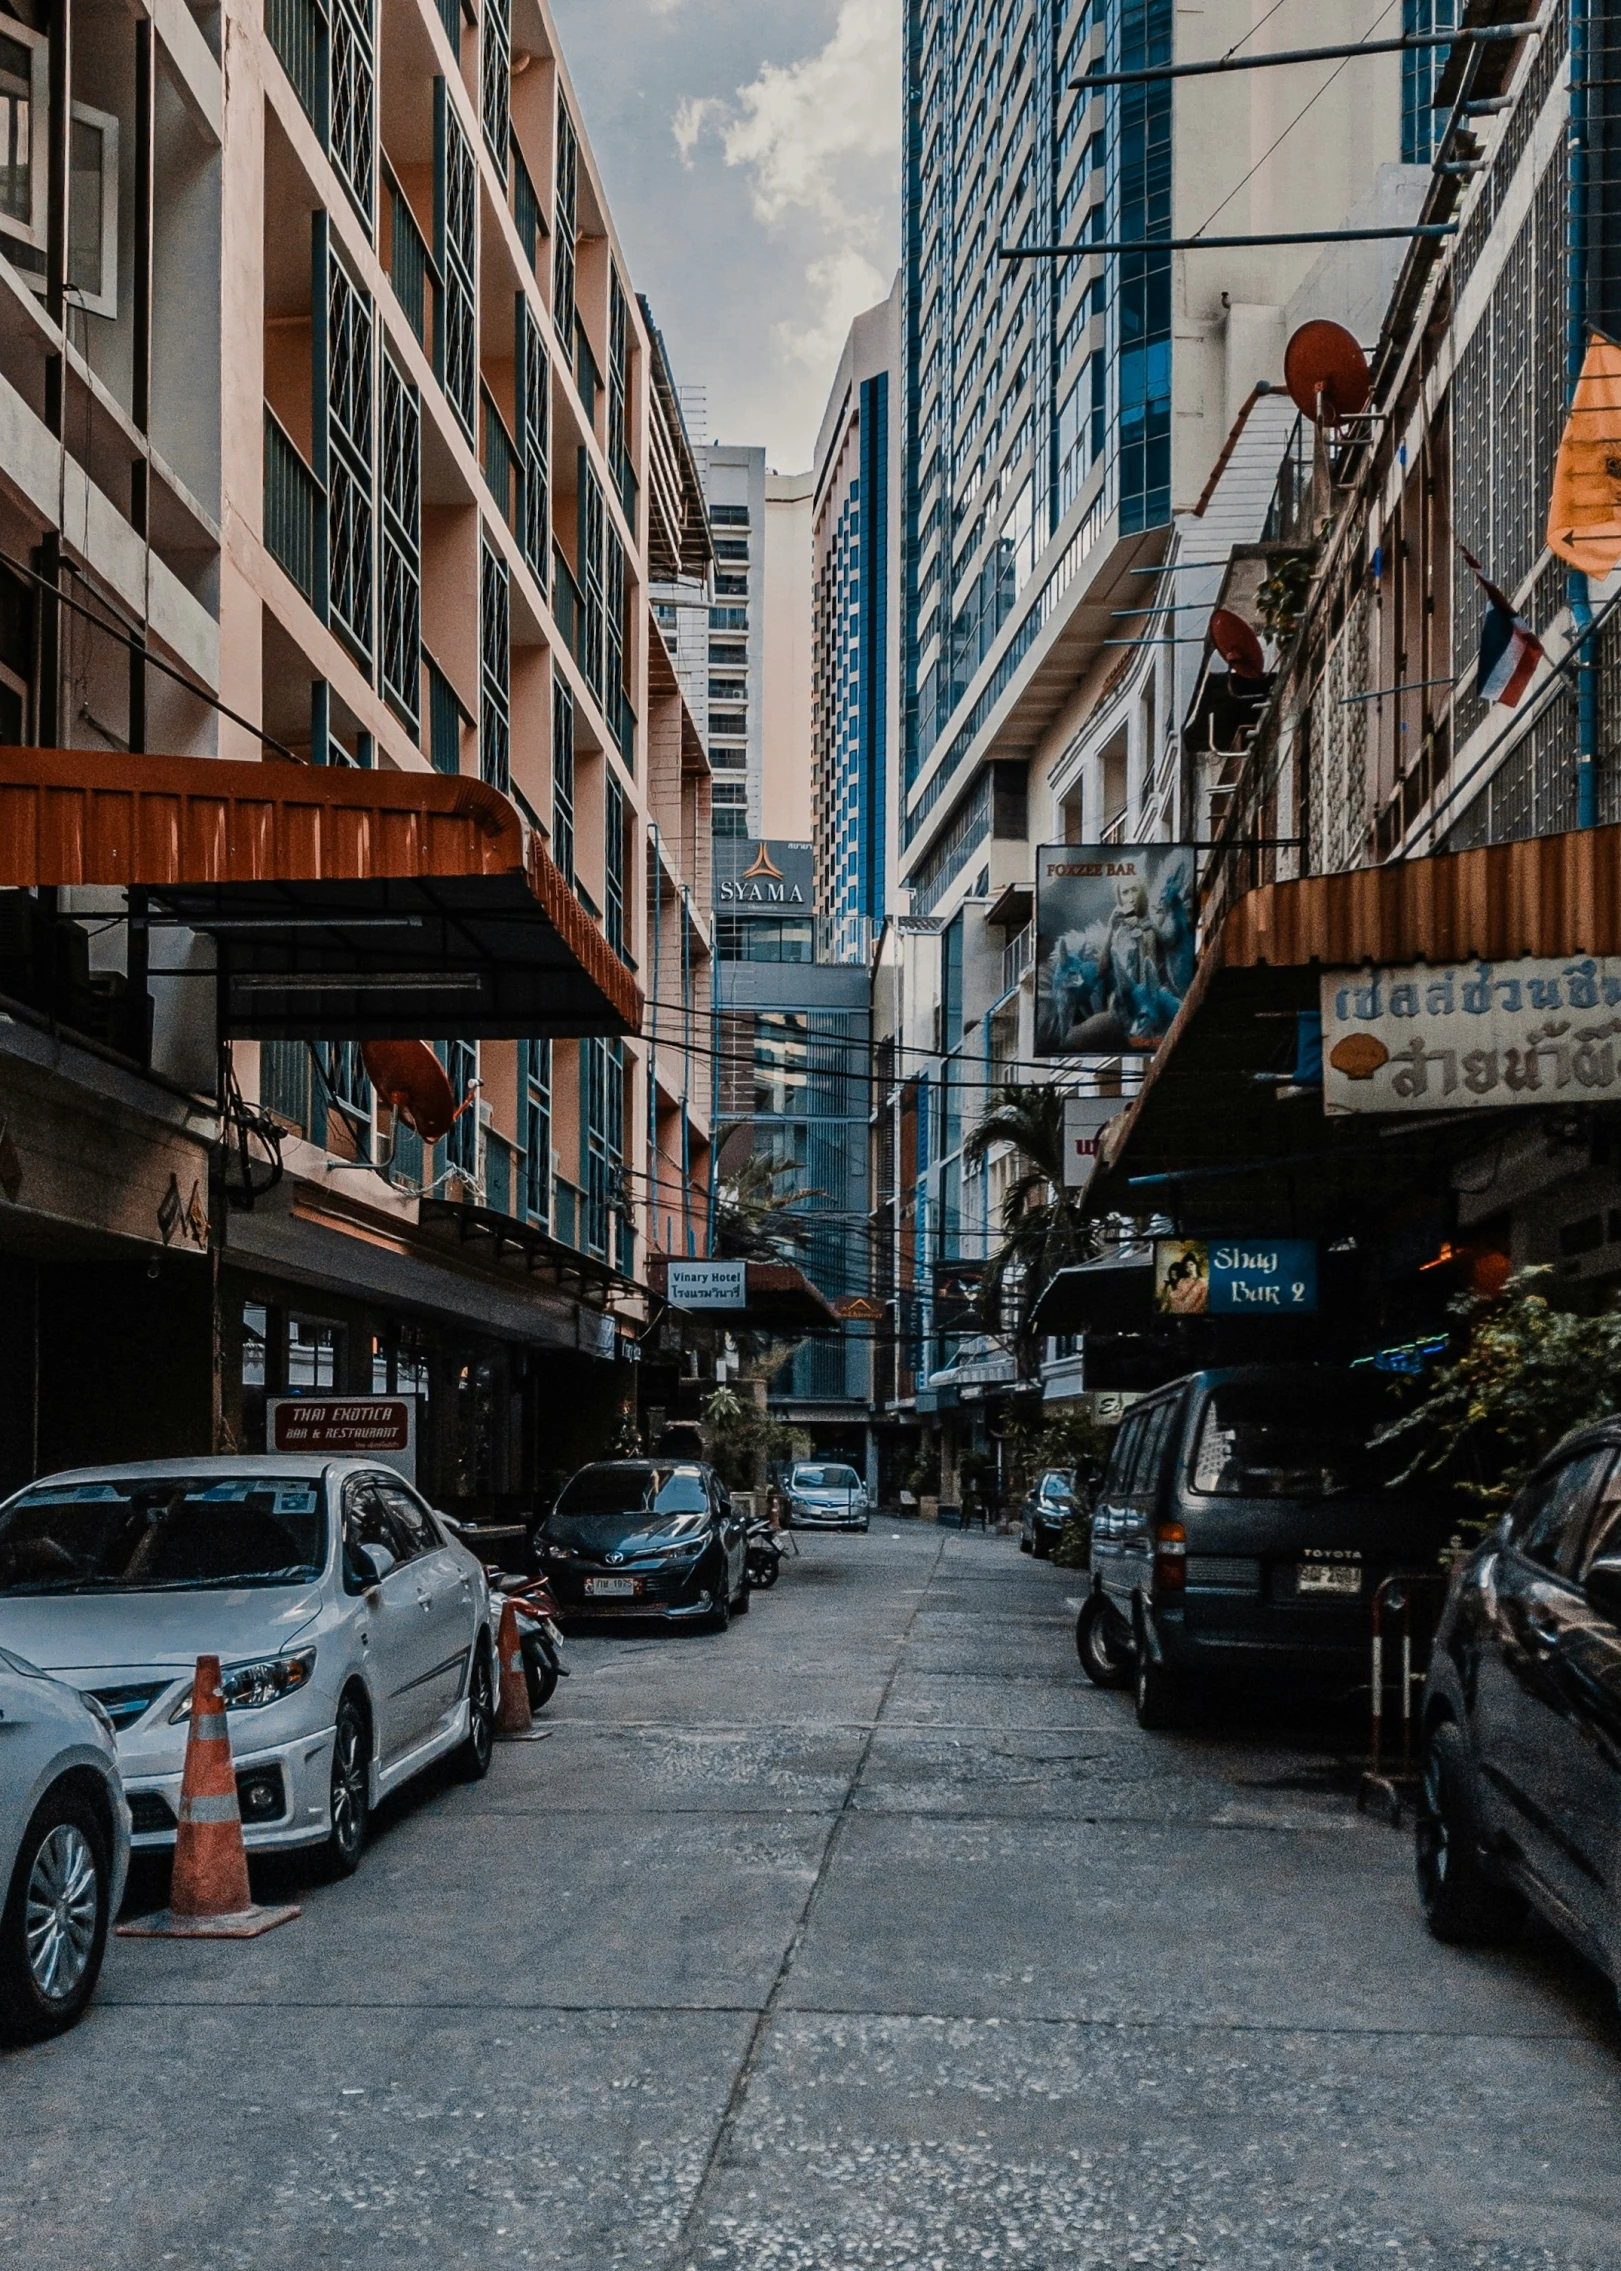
[964,1085,1099,1356]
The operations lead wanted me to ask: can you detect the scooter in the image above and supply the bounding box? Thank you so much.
[745,1516,783,1590]
[488,1570,569,1709]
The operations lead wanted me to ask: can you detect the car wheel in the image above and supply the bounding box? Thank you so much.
[0,1786,110,2045]
[457,1644,496,1781]
[1076,1594,1133,1689]
[1415,1719,1526,1945]
[324,1694,371,1877]
[1032,1528,1053,1560]
[733,1564,751,1613]
[1019,1531,1034,1553]
[1134,1640,1181,1731]
[708,1560,732,1633]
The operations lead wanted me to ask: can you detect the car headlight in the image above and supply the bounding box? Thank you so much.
[542,1542,575,1563]
[170,1647,317,1722]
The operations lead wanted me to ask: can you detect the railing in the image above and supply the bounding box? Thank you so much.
[484,1129,515,1218]
[434,0,459,53]
[482,387,517,529]
[614,453,638,530]
[553,1177,579,1249]
[386,172,432,350]
[551,544,582,663]
[614,686,636,770]
[1002,921,1034,994]
[1261,414,1314,547]
[574,322,599,425]
[424,651,468,775]
[267,0,324,133]
[264,407,322,605]
[512,142,542,273]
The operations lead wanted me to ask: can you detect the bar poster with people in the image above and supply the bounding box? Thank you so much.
[1034,844,1197,1057]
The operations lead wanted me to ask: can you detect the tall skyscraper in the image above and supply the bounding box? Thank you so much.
[812,277,901,964]
[699,443,767,839]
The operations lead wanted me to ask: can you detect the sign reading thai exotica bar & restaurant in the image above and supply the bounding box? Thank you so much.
[1321,957,1621,1115]
[268,1396,416,1483]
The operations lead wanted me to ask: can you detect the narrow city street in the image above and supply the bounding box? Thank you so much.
[2,1528,1619,2269]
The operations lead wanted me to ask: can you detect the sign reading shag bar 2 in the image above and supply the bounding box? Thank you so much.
[1321,957,1621,1115]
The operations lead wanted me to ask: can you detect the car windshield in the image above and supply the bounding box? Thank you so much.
[0,1476,328,1594]
[1038,1472,1075,1499]
[793,1466,859,1491]
[544,1466,710,1544]
[1189,1385,1404,1499]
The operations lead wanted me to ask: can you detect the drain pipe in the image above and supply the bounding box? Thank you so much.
[1570,0,1599,827]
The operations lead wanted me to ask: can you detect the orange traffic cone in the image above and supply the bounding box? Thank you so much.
[494,1599,551,1742]
[119,1655,300,1939]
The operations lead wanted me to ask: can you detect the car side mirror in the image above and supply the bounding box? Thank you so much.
[1585,1555,1621,1622]
[437,1512,469,1536]
[357,1542,395,1586]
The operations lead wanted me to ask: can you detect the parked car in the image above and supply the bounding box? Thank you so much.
[536,1461,749,1627]
[1020,1469,1077,1559]
[1076,1366,1451,1729]
[1416,1419,1621,1975]
[0,1647,129,2043]
[784,1462,870,1531]
[0,1459,495,1878]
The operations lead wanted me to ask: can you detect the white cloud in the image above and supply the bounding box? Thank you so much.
[672,94,715,164]
[774,247,890,372]
[716,0,901,238]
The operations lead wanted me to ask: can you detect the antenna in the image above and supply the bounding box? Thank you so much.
[1209,609,1268,682]
[1284,320,1372,426]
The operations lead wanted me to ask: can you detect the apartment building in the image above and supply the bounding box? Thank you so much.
[698,441,765,840]
[811,276,901,968]
[0,0,713,1514]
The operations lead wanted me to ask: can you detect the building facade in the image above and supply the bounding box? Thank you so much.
[0,0,714,1515]
[697,441,766,841]
[812,277,901,967]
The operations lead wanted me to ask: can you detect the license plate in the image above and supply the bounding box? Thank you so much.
[1298,1562,1361,1596]
[585,1576,639,1598]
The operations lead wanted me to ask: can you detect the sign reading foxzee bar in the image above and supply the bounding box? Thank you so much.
[1322,957,1621,1114]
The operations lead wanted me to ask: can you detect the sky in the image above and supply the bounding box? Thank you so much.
[548,0,901,472]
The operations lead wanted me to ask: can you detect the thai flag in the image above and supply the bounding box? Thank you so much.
[1464,550,1543,706]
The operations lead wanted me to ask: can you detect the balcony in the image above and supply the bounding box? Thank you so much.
[384,166,435,353]
[552,544,582,666]
[1002,921,1034,995]
[264,407,322,606]
[482,387,518,531]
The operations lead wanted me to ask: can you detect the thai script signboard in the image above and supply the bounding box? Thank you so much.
[667,1261,748,1309]
[1321,957,1621,1115]
[1154,1240,1318,1315]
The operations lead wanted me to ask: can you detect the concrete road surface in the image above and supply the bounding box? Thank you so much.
[3,1526,1619,2268]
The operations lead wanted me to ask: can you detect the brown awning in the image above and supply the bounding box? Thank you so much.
[1087,825,1621,1230]
[648,1256,840,1330]
[0,745,641,1040]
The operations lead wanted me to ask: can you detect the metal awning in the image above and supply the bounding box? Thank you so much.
[647,1256,840,1330]
[0,745,641,1040]
[1087,824,1621,1231]
[1029,1250,1155,1336]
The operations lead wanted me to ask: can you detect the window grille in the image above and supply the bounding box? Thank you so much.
[322,1040,372,1132]
[434,81,477,441]
[512,140,543,273]
[385,172,431,348]
[264,408,321,605]
[552,672,575,881]
[482,386,517,528]
[554,97,579,343]
[260,1040,311,1134]
[381,355,421,730]
[578,455,606,709]
[522,1038,551,1227]
[480,0,510,180]
[608,271,635,523]
[426,651,466,774]
[580,1036,610,1258]
[480,536,510,793]
[604,770,625,958]
[1306,587,1372,874]
[433,0,458,57]
[329,0,375,226]
[605,521,627,759]
[266,0,324,138]
[316,221,375,665]
[517,297,550,587]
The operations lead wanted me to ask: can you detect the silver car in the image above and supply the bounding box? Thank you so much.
[0,1646,129,2043]
[0,1458,495,1879]
[784,1462,870,1532]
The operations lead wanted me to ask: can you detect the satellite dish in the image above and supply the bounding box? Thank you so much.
[361,1040,464,1144]
[1209,608,1268,681]
[1284,320,1371,425]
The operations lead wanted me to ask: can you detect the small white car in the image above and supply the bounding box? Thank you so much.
[0,1458,495,1878]
[784,1462,871,1532]
[0,1646,129,2043]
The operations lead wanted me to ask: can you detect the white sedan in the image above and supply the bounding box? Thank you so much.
[0,1458,495,1877]
[0,1646,129,2042]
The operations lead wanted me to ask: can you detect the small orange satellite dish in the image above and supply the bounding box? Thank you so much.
[1284,320,1371,425]
[1209,608,1268,681]
[361,1040,464,1144]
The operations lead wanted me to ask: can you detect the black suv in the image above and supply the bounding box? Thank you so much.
[536,1461,749,1629]
[1077,1365,1451,1727]
[1416,1421,1621,1976]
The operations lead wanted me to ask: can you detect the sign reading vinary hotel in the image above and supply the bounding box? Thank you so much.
[1321,957,1621,1115]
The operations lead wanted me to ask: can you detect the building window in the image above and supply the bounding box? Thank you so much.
[317,222,375,666]
[426,652,467,773]
[709,606,747,630]
[381,355,421,730]
[517,297,550,587]
[709,640,746,666]
[604,770,626,958]
[578,455,606,706]
[710,707,747,736]
[754,1013,808,1114]
[440,1039,477,1177]
[717,915,813,963]
[710,745,747,769]
[511,138,544,275]
[434,80,477,440]
[479,536,510,792]
[552,673,575,880]
[712,780,748,837]
[713,537,749,562]
[1401,0,1458,164]
[709,504,749,527]
[713,573,749,598]
[580,1036,624,1262]
[608,270,635,522]
[522,1038,551,1228]
[329,0,376,225]
[480,0,510,179]
[554,96,579,343]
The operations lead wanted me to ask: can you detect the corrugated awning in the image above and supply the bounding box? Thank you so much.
[1088,825,1621,1230]
[647,1256,840,1330]
[0,745,641,1040]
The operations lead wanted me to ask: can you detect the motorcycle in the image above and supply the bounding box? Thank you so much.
[745,1516,782,1591]
[487,1570,569,1710]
